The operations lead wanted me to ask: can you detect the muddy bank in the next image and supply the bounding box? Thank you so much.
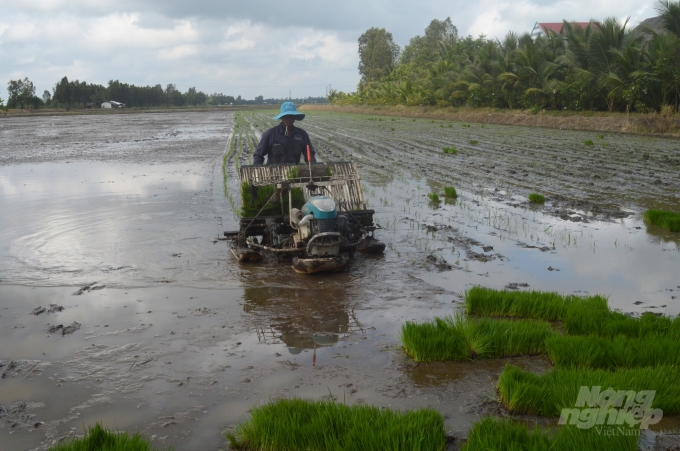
[302,104,680,138]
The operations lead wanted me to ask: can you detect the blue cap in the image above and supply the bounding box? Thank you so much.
[273,102,305,120]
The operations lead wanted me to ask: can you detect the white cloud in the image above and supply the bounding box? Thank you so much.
[0,0,664,100]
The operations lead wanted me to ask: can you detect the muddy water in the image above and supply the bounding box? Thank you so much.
[1,111,679,450]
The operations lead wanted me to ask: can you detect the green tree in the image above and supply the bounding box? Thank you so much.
[402,18,458,65]
[658,0,680,37]
[42,90,51,106]
[358,27,400,83]
[7,77,41,108]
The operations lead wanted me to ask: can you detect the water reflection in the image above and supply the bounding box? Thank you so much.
[243,285,363,364]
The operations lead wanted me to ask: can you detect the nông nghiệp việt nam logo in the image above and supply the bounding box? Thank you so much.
[559,386,663,430]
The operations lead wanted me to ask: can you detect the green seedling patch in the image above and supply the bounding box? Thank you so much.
[462,416,638,451]
[528,193,545,204]
[497,364,680,416]
[644,209,680,232]
[547,334,680,369]
[226,398,446,451]
[442,147,458,155]
[444,186,457,198]
[400,313,553,362]
[49,423,168,451]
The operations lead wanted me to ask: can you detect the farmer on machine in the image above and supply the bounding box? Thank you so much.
[253,102,316,165]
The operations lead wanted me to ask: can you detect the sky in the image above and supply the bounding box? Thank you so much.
[0,0,658,102]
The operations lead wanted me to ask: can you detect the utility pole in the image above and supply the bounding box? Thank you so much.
[289,89,291,100]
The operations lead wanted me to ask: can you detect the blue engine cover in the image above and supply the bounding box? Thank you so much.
[302,196,338,219]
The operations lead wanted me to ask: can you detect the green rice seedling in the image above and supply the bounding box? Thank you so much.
[584,139,594,145]
[528,193,545,204]
[644,209,680,232]
[547,334,680,369]
[401,318,469,361]
[442,147,457,155]
[465,287,608,322]
[49,423,168,451]
[240,182,304,217]
[469,140,478,145]
[565,309,680,339]
[598,134,605,139]
[475,318,553,358]
[226,398,446,451]
[444,186,457,198]
[428,193,441,203]
[462,417,638,451]
[497,364,680,416]
[400,313,552,362]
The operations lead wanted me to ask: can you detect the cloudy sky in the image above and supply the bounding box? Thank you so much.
[0,0,657,102]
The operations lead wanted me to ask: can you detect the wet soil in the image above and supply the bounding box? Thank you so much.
[1,111,679,450]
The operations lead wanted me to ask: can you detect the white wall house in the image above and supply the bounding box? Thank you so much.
[101,101,126,109]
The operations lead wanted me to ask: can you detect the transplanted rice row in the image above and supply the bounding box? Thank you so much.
[400,314,553,362]
[497,364,680,416]
[226,398,446,451]
[462,416,638,451]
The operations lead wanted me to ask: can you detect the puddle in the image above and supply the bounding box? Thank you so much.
[1,111,679,450]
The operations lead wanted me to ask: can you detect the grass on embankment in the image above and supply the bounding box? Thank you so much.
[497,364,680,416]
[547,334,680,369]
[644,209,680,232]
[226,398,446,451]
[462,417,638,451]
[48,423,168,451]
[400,314,552,362]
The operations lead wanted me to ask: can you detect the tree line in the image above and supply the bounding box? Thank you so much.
[333,1,680,113]
[3,77,328,110]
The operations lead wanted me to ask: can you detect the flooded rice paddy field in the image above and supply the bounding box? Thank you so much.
[0,110,679,450]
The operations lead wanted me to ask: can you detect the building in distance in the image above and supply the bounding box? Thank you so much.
[101,101,126,109]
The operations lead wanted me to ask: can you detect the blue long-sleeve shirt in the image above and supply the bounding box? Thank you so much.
[253,123,316,165]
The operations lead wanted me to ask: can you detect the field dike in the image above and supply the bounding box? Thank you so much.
[302,104,680,137]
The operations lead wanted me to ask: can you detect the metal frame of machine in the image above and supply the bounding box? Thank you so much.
[223,162,385,274]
